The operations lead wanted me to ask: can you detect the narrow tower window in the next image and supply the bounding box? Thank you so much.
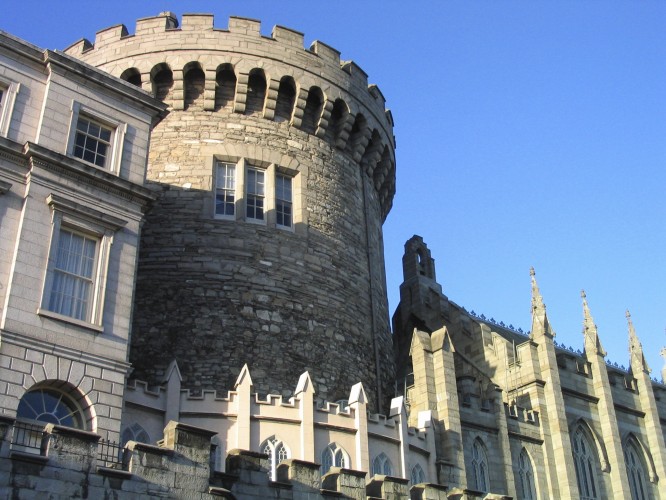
[215,162,236,217]
[246,167,265,221]
[275,174,292,228]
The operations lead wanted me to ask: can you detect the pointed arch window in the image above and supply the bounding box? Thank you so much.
[321,443,348,475]
[121,422,150,445]
[516,448,537,500]
[624,437,648,500]
[371,452,393,476]
[261,436,289,481]
[572,426,599,500]
[410,463,426,485]
[470,438,490,492]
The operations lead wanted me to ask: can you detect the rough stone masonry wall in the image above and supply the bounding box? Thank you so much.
[66,13,396,410]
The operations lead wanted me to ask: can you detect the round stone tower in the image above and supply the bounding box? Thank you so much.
[65,12,396,410]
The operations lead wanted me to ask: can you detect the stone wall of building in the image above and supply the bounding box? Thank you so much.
[0,32,166,440]
[65,13,396,410]
[394,235,666,499]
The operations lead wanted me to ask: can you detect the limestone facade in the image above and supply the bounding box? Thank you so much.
[0,31,167,441]
[64,12,396,409]
[393,235,666,499]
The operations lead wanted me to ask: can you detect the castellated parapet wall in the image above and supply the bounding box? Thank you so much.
[65,13,396,411]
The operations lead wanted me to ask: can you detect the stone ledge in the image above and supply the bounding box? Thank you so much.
[9,450,49,464]
[97,466,133,479]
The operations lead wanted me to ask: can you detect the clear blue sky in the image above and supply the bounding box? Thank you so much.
[4,1,665,378]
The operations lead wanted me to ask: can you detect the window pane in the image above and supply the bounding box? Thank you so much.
[48,229,97,321]
[73,116,113,169]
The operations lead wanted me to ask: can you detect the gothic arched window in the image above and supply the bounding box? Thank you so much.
[470,438,490,492]
[371,452,393,476]
[121,422,150,445]
[261,436,289,481]
[321,443,348,475]
[516,448,537,500]
[624,437,648,500]
[410,463,426,485]
[572,426,600,500]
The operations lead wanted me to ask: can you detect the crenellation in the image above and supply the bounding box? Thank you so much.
[272,25,305,48]
[310,40,341,64]
[181,14,215,31]
[228,16,261,36]
[94,25,129,48]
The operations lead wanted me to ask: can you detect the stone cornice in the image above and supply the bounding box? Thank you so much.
[23,141,156,208]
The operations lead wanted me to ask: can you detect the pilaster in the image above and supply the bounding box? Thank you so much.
[349,382,369,474]
[430,327,466,488]
[390,397,409,479]
[234,364,252,451]
[582,292,631,497]
[163,359,182,427]
[626,312,666,491]
[295,371,315,462]
[529,268,578,499]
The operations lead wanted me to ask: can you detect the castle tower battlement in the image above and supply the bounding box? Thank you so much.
[65,12,396,410]
[64,12,395,213]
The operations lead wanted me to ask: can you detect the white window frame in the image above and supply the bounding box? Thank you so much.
[39,194,127,331]
[67,102,127,174]
[212,158,299,230]
[261,436,290,481]
[320,443,349,476]
[214,160,237,219]
[0,78,20,138]
[245,165,266,223]
[275,171,293,229]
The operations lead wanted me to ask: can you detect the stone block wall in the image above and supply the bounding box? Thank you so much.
[66,12,397,410]
[0,416,466,499]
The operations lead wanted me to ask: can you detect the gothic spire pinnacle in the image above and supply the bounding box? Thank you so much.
[581,290,605,357]
[530,267,544,313]
[627,310,650,374]
[530,267,555,339]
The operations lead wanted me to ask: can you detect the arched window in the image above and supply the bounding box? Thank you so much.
[215,64,236,110]
[261,436,289,481]
[516,448,537,500]
[321,443,348,475]
[411,463,426,485]
[120,68,142,87]
[17,386,86,429]
[121,422,150,445]
[371,452,393,476]
[325,98,349,146]
[624,437,648,500]
[183,62,205,110]
[301,86,324,135]
[151,63,173,102]
[275,76,296,122]
[245,69,266,115]
[572,425,599,500]
[470,438,490,492]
